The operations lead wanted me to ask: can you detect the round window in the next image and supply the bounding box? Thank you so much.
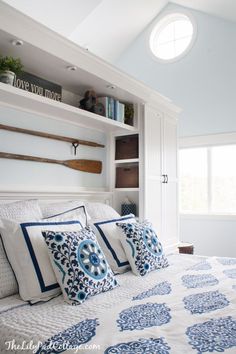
[149,12,196,62]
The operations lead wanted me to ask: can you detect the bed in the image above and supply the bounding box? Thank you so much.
[0,253,236,354]
[0,193,236,354]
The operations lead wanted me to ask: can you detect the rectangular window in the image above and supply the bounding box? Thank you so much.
[180,144,236,215]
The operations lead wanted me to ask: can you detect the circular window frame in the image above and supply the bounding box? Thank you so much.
[148,11,197,64]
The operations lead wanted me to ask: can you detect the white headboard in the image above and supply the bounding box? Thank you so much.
[0,188,113,206]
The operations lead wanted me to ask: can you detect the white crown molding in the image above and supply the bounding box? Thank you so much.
[179,132,236,148]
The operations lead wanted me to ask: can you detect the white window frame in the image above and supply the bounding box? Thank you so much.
[179,132,236,220]
[148,10,197,64]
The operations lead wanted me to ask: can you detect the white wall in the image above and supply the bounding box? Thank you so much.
[180,216,236,257]
[116,3,236,138]
[116,3,236,257]
[0,105,107,191]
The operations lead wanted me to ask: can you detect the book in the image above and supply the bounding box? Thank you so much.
[97,97,109,117]
[108,97,114,119]
[97,96,124,122]
[118,102,125,123]
[114,100,119,120]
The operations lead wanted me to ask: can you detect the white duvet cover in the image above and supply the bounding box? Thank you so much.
[0,254,236,354]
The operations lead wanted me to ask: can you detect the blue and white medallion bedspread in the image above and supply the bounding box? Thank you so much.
[0,254,236,354]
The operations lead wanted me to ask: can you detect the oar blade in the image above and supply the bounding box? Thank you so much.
[65,159,102,174]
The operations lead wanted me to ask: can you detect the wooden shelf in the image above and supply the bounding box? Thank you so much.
[114,188,140,192]
[0,83,137,133]
[115,158,139,164]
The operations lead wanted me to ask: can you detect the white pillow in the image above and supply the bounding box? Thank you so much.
[40,200,89,220]
[90,214,136,274]
[45,204,88,227]
[85,202,120,220]
[0,218,83,303]
[0,199,42,299]
[0,199,42,220]
[0,205,87,303]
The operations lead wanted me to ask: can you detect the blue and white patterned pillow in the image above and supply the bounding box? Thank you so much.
[43,227,118,305]
[117,221,168,276]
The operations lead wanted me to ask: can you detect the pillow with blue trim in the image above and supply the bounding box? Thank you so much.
[43,227,118,305]
[117,221,168,276]
[0,205,87,303]
[41,202,90,223]
[0,219,83,303]
[0,199,43,299]
[90,214,136,274]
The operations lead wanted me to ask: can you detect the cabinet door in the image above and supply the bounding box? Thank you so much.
[162,181,178,248]
[143,105,163,238]
[162,116,178,248]
[163,116,178,181]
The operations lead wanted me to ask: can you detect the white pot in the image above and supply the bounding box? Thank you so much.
[0,70,16,85]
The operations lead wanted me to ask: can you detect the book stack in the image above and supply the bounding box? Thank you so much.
[97,97,125,123]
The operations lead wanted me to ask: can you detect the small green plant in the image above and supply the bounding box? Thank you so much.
[0,55,23,75]
[124,103,134,126]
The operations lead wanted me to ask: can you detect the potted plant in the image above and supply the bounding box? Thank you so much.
[124,103,134,126]
[0,55,23,85]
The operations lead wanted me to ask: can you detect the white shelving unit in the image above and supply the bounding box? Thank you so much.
[111,131,140,217]
[0,83,136,134]
[0,1,181,252]
[115,158,139,164]
[114,188,140,192]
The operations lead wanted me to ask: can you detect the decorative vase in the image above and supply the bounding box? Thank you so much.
[0,70,15,85]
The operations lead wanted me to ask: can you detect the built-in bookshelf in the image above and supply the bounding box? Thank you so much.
[0,83,136,134]
[0,2,181,253]
[112,133,140,217]
[0,12,141,133]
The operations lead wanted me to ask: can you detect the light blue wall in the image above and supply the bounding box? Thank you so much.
[0,106,107,190]
[180,216,236,257]
[116,3,236,137]
[116,4,236,257]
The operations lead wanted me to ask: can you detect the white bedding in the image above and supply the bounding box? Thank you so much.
[0,254,236,354]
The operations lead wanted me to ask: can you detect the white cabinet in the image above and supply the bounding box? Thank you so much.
[143,105,178,251]
[143,105,163,235]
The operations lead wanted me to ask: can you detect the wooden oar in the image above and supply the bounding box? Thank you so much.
[0,124,105,148]
[0,152,102,174]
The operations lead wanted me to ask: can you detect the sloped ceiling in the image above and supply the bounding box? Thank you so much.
[69,0,168,62]
[172,0,236,24]
[2,0,236,62]
[2,0,104,37]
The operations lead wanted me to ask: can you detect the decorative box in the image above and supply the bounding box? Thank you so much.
[116,165,139,188]
[115,134,138,160]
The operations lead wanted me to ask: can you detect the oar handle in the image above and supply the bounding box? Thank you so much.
[0,152,61,165]
[0,124,105,148]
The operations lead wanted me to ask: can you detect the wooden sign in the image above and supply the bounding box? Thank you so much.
[14,71,62,101]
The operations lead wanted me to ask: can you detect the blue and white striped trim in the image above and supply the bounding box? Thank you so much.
[20,220,82,293]
[45,205,88,225]
[93,215,134,268]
